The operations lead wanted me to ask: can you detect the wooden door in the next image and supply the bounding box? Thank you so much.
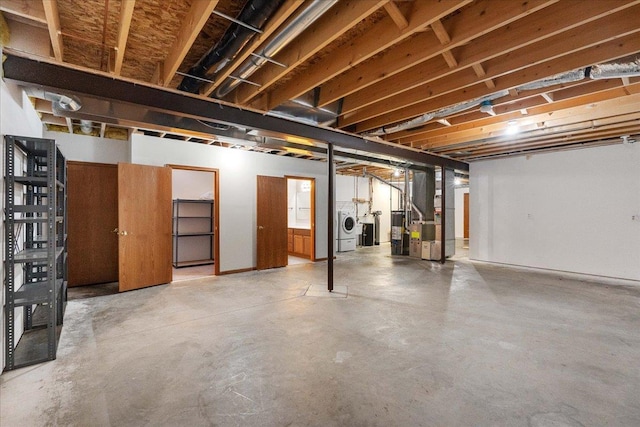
[464,192,470,239]
[67,162,118,286]
[257,176,288,270]
[118,163,172,292]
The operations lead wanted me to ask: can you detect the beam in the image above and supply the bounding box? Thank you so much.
[157,0,219,86]
[200,0,304,96]
[235,0,388,105]
[2,50,468,171]
[41,0,63,61]
[112,0,135,75]
[267,0,472,110]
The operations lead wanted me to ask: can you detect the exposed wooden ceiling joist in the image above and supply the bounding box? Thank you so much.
[341,5,640,129]
[6,0,640,163]
[265,0,473,110]
[317,0,558,108]
[200,0,305,96]
[232,0,389,106]
[42,0,63,61]
[154,0,219,86]
[111,0,136,75]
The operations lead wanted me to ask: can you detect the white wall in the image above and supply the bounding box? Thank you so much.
[131,134,329,272]
[470,144,640,281]
[1,79,45,371]
[455,187,469,238]
[43,130,131,164]
[172,169,213,200]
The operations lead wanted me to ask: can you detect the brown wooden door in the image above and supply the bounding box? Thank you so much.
[118,163,172,292]
[257,176,288,270]
[67,162,118,286]
[464,192,470,239]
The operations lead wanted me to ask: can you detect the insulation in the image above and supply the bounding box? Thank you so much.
[591,60,640,79]
[0,12,9,46]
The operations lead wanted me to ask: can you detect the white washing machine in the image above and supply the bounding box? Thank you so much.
[337,210,357,252]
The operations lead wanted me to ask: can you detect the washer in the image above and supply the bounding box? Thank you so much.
[337,209,357,252]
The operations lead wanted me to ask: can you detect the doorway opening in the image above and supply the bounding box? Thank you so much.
[168,165,220,281]
[286,176,316,265]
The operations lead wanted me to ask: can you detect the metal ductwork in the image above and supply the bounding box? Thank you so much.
[365,171,424,222]
[516,68,586,91]
[590,59,640,79]
[23,87,81,111]
[363,67,593,137]
[178,0,285,93]
[215,0,338,99]
[79,120,93,134]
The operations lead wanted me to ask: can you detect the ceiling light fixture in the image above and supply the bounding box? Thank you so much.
[479,100,496,116]
[505,120,519,135]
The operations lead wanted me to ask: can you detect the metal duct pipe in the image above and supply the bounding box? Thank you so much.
[79,120,93,134]
[23,87,81,111]
[178,0,285,93]
[215,0,338,98]
[404,167,411,228]
[365,171,423,222]
[590,60,640,79]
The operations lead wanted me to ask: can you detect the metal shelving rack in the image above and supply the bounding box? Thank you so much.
[4,135,67,371]
[172,199,214,268]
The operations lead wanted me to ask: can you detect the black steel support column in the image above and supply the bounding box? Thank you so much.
[328,143,334,292]
[441,166,446,264]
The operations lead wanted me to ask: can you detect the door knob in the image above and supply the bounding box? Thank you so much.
[119,230,128,236]
[112,228,119,234]
[258,225,264,230]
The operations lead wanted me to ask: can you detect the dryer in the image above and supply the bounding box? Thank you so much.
[337,210,356,252]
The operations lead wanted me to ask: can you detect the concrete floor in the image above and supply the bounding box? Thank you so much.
[2,244,639,426]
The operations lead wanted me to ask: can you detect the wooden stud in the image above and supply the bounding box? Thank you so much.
[431,19,451,44]
[442,51,458,69]
[42,0,63,61]
[541,92,554,103]
[383,1,408,30]
[112,0,135,75]
[160,0,219,86]
[65,117,73,133]
[100,122,106,138]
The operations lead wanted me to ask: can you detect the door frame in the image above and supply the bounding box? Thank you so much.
[166,164,220,276]
[285,176,316,261]
[463,191,469,240]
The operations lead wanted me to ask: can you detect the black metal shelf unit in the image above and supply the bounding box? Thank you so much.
[4,135,67,371]
[172,199,214,268]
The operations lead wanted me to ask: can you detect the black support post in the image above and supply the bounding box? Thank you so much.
[441,166,446,264]
[327,143,334,292]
